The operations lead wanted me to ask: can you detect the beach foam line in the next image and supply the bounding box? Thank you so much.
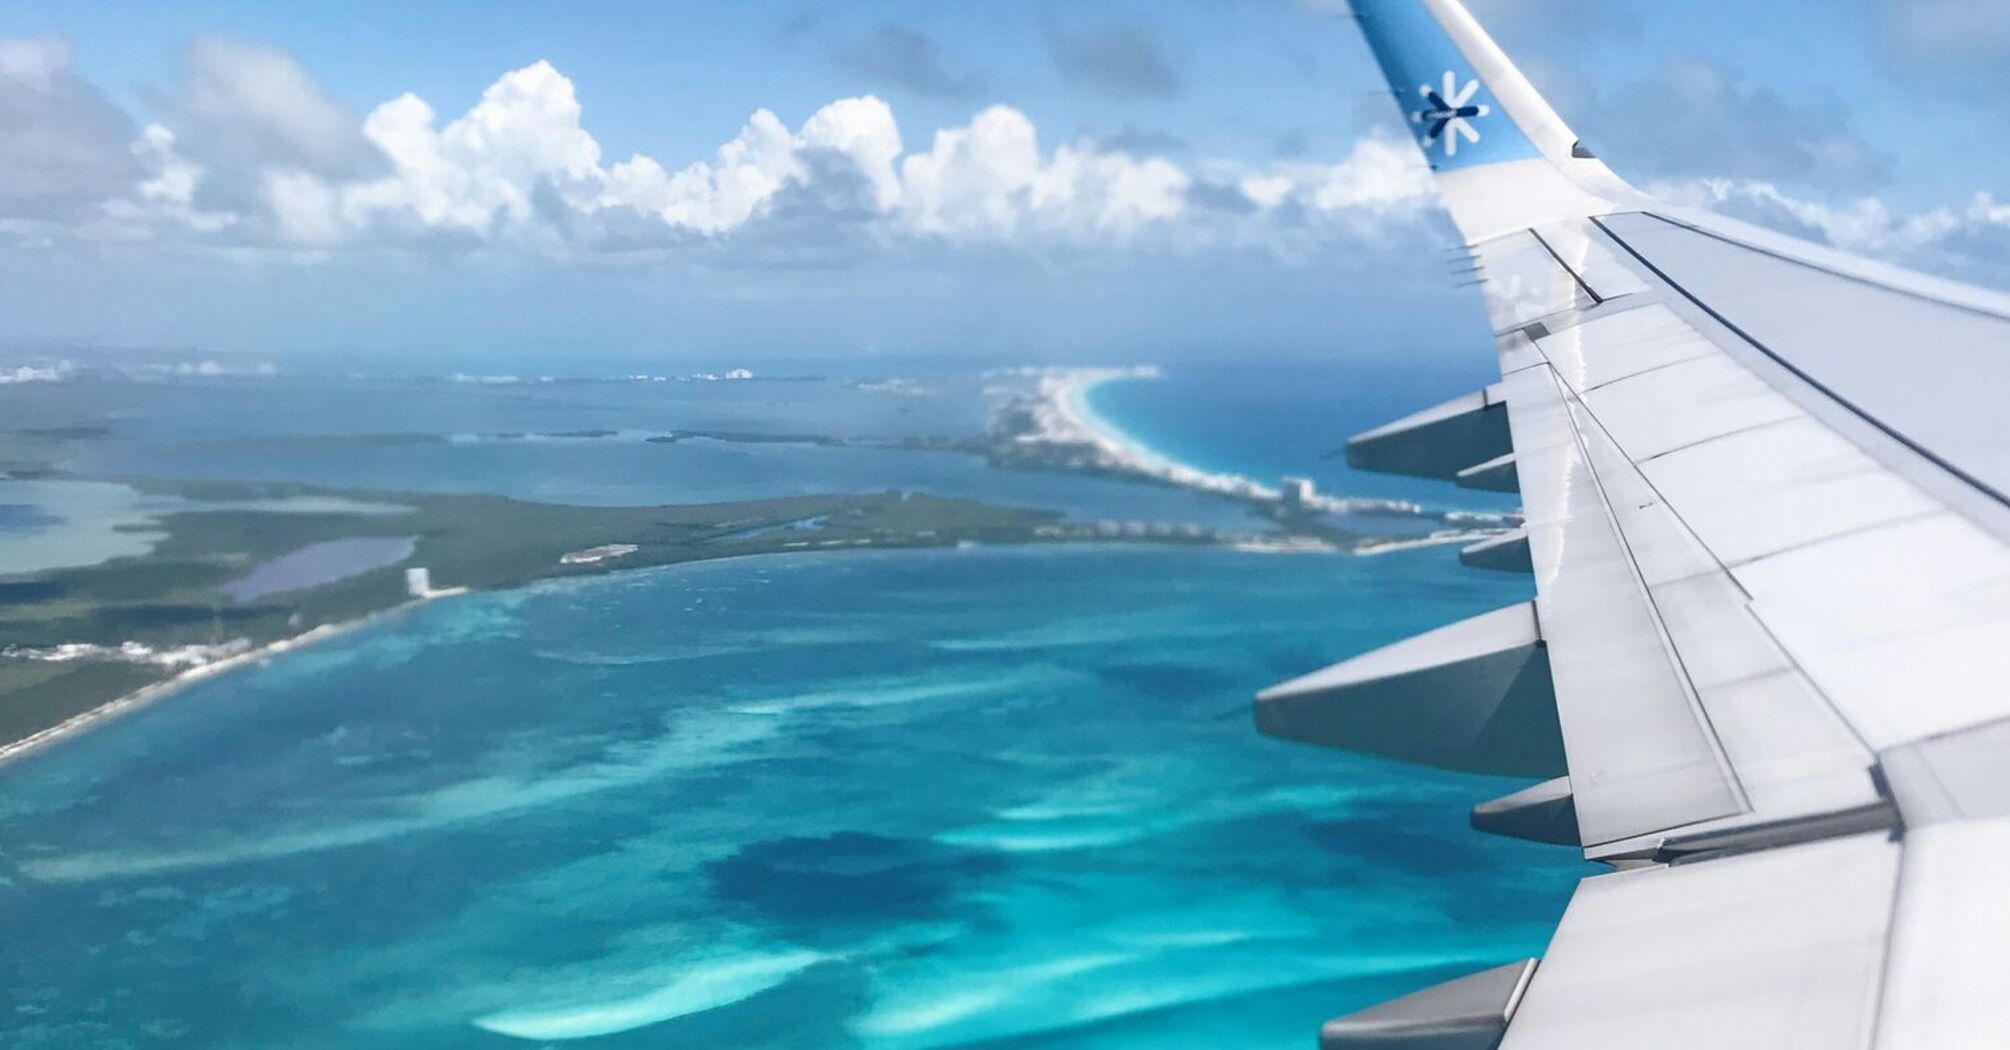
[1353,527,1516,557]
[0,607,419,772]
[473,949,826,1041]
[1013,367,1518,532]
[1035,367,1282,504]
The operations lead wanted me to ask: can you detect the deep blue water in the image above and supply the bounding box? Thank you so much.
[0,548,1577,1048]
[39,376,1256,527]
[1087,362,1519,517]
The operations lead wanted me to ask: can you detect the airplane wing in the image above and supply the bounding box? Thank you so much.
[1255,2,2010,1047]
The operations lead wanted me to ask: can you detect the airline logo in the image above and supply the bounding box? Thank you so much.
[1412,72,1490,158]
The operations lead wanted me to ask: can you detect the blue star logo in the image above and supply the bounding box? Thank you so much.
[1412,72,1490,159]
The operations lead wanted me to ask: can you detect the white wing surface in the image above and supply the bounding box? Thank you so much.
[1255,3,2010,1047]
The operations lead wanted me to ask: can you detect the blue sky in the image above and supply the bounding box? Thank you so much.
[2,0,2007,366]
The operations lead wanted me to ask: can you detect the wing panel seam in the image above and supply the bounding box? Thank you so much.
[1546,368,1752,814]
[1531,348,1884,764]
[1590,214,2010,513]
[1530,364,1753,821]
[1528,227,1604,306]
[1635,210,2010,324]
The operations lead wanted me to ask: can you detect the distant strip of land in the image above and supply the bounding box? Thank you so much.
[0,477,1268,758]
[0,368,1523,760]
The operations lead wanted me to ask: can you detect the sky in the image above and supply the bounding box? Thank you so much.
[2,0,2008,368]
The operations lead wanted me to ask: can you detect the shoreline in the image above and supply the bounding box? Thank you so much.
[1027,367,1282,503]
[0,485,1105,766]
[0,528,1310,771]
[0,593,466,771]
[0,372,1513,772]
[1016,366,1521,535]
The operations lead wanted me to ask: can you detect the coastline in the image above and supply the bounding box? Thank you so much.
[1017,366,1521,538]
[0,593,461,771]
[0,493,1289,772]
[0,529,1301,771]
[1025,367,1281,503]
[0,485,1094,770]
[0,371,1513,772]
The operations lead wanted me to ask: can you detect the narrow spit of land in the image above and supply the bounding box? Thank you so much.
[0,476,1277,756]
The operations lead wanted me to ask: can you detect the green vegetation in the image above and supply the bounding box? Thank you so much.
[0,477,1096,748]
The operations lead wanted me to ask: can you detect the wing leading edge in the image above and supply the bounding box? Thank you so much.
[1256,2,2010,1047]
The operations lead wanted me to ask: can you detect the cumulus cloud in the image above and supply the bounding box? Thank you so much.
[897,105,1189,239]
[0,38,142,218]
[329,60,606,244]
[0,39,1439,263]
[91,123,236,238]
[1043,21,1182,98]
[1652,176,2010,284]
[169,37,382,199]
[17,31,2010,313]
[27,32,2009,287]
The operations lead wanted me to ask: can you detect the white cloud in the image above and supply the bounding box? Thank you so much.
[0,37,142,217]
[895,105,1191,239]
[145,61,1230,252]
[263,166,343,244]
[319,61,604,243]
[0,38,72,92]
[0,45,1452,262]
[899,105,1043,238]
[89,124,235,239]
[1297,135,1433,214]
[1649,177,2010,282]
[599,107,817,234]
[134,124,200,206]
[797,96,903,209]
[176,37,379,180]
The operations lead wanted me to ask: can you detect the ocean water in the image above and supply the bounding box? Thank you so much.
[1086,362,1520,521]
[74,435,1259,528]
[0,356,1579,1047]
[31,375,1257,527]
[0,547,1579,1048]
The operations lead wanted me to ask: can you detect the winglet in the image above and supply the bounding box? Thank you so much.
[1347,0,1644,240]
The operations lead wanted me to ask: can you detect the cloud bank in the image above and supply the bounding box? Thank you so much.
[0,38,142,219]
[1649,177,2010,283]
[0,37,1433,263]
[7,31,2010,290]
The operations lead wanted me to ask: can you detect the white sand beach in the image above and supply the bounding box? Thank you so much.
[0,590,463,769]
[1024,367,1284,503]
[1017,367,1520,532]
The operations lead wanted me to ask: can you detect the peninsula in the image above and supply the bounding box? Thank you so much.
[0,476,1257,756]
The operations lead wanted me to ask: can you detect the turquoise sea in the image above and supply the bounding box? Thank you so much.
[0,360,1578,1047]
[1083,361,1520,523]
